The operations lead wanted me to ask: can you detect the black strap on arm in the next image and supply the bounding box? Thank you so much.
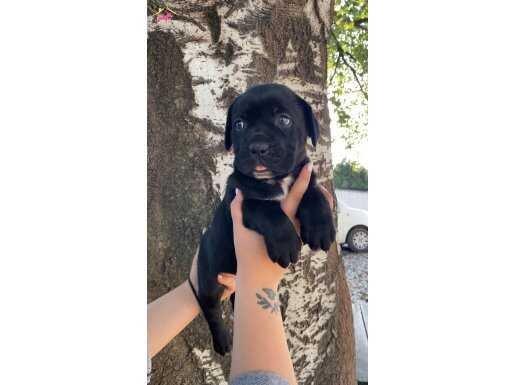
[187,277,201,307]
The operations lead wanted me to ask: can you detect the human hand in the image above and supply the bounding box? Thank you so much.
[229,163,333,287]
[189,251,236,301]
[230,188,286,287]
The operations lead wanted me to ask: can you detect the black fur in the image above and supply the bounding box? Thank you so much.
[197,84,335,355]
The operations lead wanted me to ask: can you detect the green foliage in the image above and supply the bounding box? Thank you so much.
[333,159,368,191]
[328,0,368,149]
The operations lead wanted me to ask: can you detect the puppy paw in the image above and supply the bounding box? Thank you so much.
[265,230,302,268]
[212,327,232,355]
[300,212,336,251]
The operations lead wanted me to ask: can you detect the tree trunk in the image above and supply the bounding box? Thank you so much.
[147,1,356,384]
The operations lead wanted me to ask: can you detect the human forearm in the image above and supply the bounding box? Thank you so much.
[230,272,297,385]
[147,280,200,358]
[227,171,316,385]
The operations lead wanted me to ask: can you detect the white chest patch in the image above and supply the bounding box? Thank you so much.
[280,175,294,196]
[268,175,294,201]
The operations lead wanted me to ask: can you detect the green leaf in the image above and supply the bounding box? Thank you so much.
[333,159,368,190]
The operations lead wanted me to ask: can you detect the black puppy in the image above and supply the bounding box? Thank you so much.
[197,83,335,355]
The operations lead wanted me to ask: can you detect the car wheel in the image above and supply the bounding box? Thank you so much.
[347,226,368,252]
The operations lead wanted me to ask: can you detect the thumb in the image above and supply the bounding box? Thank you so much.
[230,188,244,225]
[282,163,312,217]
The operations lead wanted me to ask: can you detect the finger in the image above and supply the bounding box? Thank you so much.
[217,273,236,292]
[282,163,313,217]
[319,185,334,210]
[230,188,244,225]
[218,273,236,281]
[191,249,199,264]
[189,250,198,282]
[293,218,301,236]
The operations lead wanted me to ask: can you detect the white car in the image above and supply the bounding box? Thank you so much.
[336,201,368,252]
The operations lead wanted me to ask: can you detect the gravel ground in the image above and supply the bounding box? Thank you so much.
[341,248,368,303]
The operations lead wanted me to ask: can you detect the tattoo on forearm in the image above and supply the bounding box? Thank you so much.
[255,288,280,314]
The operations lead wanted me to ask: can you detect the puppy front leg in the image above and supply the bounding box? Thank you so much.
[296,182,336,251]
[242,199,301,268]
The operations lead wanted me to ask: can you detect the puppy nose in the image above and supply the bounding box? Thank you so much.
[249,142,270,156]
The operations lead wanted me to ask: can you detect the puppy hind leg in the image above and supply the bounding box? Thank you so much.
[198,289,232,356]
[229,292,235,311]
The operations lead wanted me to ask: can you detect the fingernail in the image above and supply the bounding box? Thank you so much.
[307,163,313,172]
[235,188,241,196]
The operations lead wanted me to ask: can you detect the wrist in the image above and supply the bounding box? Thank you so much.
[235,270,281,293]
[234,275,283,320]
[237,261,285,288]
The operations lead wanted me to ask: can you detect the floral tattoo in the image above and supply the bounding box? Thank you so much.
[255,288,280,314]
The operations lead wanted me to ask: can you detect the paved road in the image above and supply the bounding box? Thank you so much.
[341,248,368,303]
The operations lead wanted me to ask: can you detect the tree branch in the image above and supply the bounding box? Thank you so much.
[330,49,342,84]
[330,29,368,99]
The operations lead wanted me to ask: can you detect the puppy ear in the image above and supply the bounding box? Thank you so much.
[297,96,319,147]
[224,101,235,150]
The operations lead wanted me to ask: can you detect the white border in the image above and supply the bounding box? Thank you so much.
[0,2,147,384]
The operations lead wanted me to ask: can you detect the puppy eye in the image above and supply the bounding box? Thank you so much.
[234,120,245,131]
[277,115,292,128]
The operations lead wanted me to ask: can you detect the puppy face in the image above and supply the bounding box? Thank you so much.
[225,83,319,179]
